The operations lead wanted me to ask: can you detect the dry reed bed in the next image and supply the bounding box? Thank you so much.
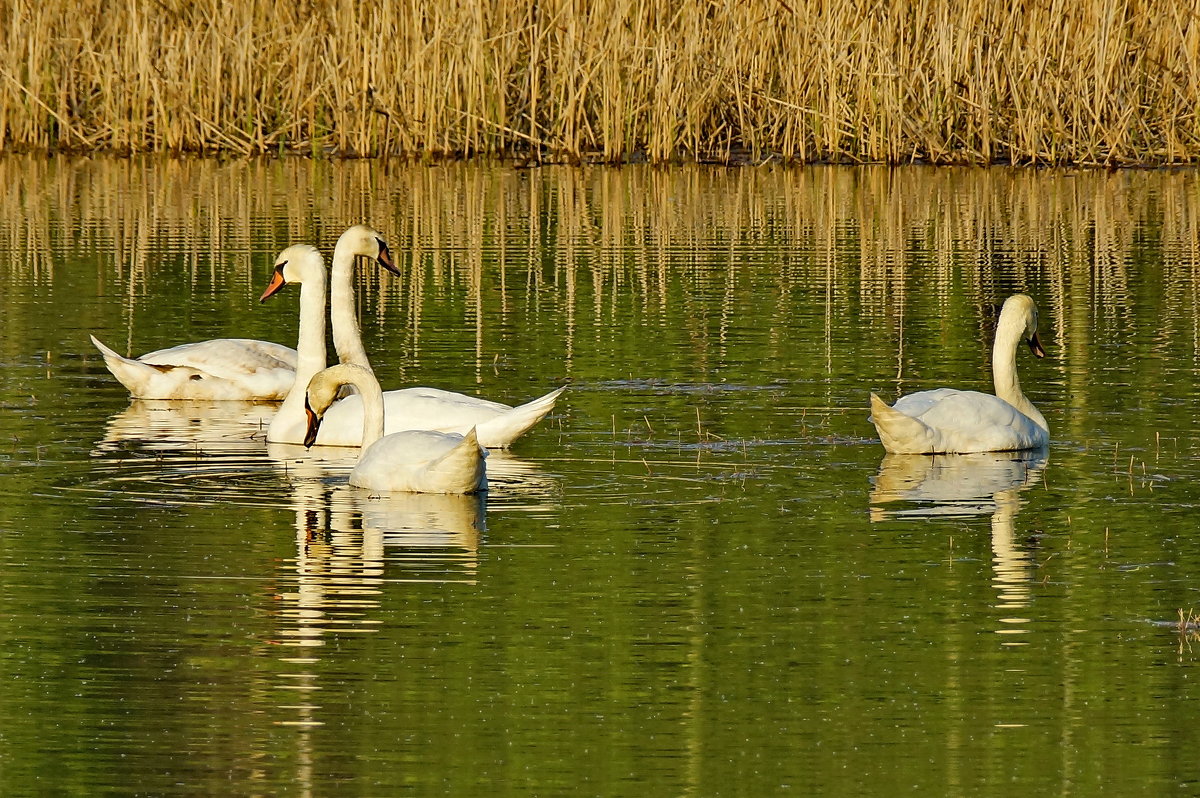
[1,0,1199,163]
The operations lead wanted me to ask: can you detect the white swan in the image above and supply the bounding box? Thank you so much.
[304,363,487,494]
[88,227,400,401]
[869,294,1049,454]
[259,242,333,443]
[262,224,565,448]
[89,334,297,401]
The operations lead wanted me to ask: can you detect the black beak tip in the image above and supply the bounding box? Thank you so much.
[303,400,319,448]
[376,238,402,276]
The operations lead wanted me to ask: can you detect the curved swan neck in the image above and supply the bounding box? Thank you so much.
[355,367,386,451]
[330,241,370,369]
[318,363,384,451]
[992,309,1048,432]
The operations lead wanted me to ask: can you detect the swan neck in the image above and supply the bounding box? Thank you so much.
[281,276,327,404]
[351,367,385,452]
[296,276,328,377]
[269,274,328,440]
[330,248,370,368]
[992,321,1048,432]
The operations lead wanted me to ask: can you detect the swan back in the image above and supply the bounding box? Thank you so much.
[352,427,488,494]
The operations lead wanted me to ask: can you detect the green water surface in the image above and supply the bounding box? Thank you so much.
[1,158,1198,795]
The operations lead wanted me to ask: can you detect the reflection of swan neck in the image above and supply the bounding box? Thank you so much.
[991,486,1033,613]
[992,309,1047,433]
[991,486,1022,537]
[330,239,369,369]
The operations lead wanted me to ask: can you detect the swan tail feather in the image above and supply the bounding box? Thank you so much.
[476,386,565,448]
[428,427,487,493]
[869,393,932,454]
[90,334,173,396]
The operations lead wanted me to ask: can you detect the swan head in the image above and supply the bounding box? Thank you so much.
[1001,294,1046,358]
[336,224,401,277]
[302,363,374,448]
[259,244,326,302]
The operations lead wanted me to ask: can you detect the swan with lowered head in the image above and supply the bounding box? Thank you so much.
[304,363,487,494]
[869,294,1049,454]
[261,224,564,448]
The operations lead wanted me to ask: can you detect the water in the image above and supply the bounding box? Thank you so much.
[2,157,1200,795]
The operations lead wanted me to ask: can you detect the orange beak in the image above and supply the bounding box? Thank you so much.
[259,264,288,302]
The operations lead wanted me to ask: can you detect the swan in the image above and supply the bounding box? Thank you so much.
[258,242,334,444]
[88,226,401,401]
[869,294,1049,454]
[89,335,298,401]
[304,363,487,494]
[262,224,565,448]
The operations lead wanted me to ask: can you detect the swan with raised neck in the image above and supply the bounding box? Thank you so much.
[328,224,400,368]
[258,244,329,444]
[262,224,564,448]
[869,294,1049,454]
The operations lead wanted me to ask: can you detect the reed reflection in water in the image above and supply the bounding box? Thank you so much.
[5,157,1200,401]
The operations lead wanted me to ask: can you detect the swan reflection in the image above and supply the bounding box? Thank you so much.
[870,449,1048,643]
[265,444,557,659]
[267,451,489,742]
[94,399,273,454]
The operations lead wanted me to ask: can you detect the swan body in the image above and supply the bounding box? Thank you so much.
[262,224,564,448]
[305,363,487,494]
[90,335,297,400]
[278,383,565,448]
[869,294,1049,454]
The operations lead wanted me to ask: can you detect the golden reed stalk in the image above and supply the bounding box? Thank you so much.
[2,0,1198,164]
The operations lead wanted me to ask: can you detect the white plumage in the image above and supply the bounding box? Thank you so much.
[304,363,487,494]
[89,335,296,401]
[263,225,564,448]
[869,294,1049,454]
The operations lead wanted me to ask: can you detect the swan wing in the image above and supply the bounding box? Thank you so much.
[92,334,296,400]
[891,388,963,418]
[886,390,1047,453]
[306,385,564,448]
[139,339,297,374]
[350,428,487,494]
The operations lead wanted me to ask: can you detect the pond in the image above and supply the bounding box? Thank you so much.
[2,157,1199,795]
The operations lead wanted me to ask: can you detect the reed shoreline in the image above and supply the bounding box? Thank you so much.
[3,0,1198,165]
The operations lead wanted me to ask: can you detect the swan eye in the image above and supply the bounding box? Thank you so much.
[189,374,203,381]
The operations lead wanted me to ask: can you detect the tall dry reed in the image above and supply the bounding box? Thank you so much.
[2,0,1198,164]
